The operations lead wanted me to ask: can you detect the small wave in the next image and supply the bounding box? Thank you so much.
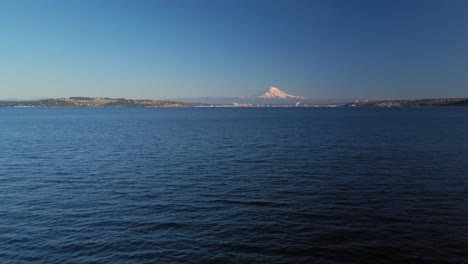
[208,199,288,207]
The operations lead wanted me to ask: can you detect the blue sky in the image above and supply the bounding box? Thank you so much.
[1,0,467,99]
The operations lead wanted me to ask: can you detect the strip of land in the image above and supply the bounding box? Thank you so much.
[345,98,468,107]
[1,97,468,107]
[0,97,194,107]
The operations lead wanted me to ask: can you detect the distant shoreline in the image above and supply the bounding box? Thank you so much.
[1,97,468,108]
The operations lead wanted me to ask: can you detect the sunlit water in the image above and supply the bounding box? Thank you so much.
[1,107,467,263]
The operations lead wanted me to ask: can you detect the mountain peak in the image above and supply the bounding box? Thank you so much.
[257,87,305,99]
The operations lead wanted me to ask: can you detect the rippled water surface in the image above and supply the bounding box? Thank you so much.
[1,107,468,263]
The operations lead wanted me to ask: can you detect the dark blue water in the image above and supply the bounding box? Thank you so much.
[1,107,467,263]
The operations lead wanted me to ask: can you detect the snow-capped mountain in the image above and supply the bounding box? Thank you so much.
[257,87,305,99]
[174,87,317,105]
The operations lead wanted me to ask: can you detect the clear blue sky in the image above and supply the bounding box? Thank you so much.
[1,0,467,99]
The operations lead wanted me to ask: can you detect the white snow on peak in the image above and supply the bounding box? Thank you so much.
[257,87,305,99]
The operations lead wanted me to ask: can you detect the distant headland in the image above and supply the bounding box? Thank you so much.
[345,98,468,107]
[0,97,193,108]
